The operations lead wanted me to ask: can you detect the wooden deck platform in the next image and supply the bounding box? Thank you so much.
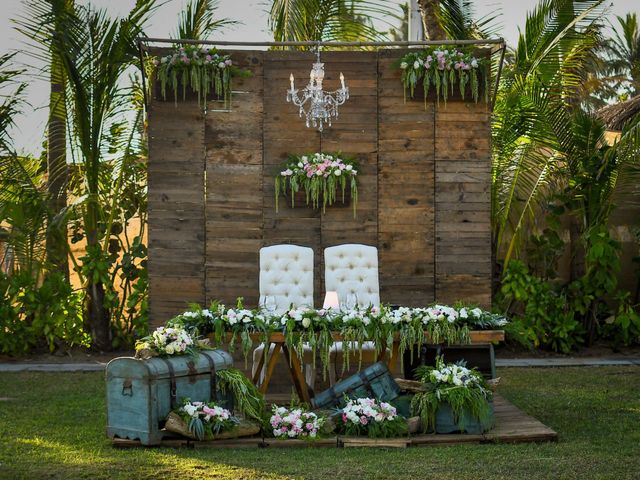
[111,394,557,449]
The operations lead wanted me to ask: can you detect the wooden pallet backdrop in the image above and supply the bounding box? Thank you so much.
[147,49,492,326]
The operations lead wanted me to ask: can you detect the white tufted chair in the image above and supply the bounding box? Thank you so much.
[324,244,381,384]
[252,244,316,388]
[259,244,314,314]
[324,244,380,308]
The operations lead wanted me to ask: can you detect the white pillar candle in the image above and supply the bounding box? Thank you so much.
[290,73,294,90]
[323,291,339,310]
[340,72,345,89]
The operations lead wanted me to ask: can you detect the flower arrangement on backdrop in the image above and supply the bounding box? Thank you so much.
[275,152,359,216]
[398,47,488,105]
[411,356,493,432]
[340,397,407,438]
[153,45,249,107]
[162,300,507,376]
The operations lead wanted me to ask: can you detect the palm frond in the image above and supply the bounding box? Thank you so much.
[175,0,238,40]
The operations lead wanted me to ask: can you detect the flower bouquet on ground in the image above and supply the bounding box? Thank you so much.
[269,405,324,440]
[411,356,494,434]
[275,152,358,216]
[165,399,240,440]
[135,325,200,359]
[339,397,408,438]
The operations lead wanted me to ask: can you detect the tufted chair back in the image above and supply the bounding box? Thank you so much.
[324,244,380,308]
[259,245,314,314]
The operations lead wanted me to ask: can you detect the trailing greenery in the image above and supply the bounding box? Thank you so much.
[216,368,266,425]
[411,357,493,433]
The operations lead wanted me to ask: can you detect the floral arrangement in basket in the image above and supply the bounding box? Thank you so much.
[153,44,249,107]
[398,46,488,105]
[270,405,324,440]
[340,397,407,438]
[275,152,358,216]
[165,399,239,440]
[411,356,493,433]
[134,325,199,358]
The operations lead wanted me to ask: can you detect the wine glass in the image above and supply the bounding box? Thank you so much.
[345,293,358,311]
[263,295,277,316]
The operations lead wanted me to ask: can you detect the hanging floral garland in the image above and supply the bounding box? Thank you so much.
[153,45,249,107]
[397,46,489,105]
[275,152,359,217]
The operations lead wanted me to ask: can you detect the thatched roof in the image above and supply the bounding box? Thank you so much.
[597,95,640,132]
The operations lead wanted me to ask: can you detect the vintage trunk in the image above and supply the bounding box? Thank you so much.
[311,361,400,410]
[106,350,233,445]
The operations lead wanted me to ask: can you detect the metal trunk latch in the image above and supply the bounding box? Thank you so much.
[122,379,133,396]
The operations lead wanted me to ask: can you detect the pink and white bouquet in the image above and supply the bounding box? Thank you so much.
[270,405,324,440]
[340,397,407,438]
[173,399,239,440]
[275,152,358,215]
[398,46,487,104]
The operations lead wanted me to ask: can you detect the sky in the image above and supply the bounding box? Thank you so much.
[1,0,638,155]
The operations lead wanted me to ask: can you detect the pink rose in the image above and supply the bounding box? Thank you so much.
[360,416,368,425]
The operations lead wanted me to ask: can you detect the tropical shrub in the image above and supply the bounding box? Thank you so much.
[0,271,88,355]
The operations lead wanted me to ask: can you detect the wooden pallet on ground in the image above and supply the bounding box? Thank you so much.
[111,394,557,449]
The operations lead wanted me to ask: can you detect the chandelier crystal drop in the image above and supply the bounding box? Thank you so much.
[286,50,349,132]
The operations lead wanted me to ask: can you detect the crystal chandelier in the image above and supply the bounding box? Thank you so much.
[286,50,349,132]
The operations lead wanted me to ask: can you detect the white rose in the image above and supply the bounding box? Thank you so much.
[400,61,408,69]
[471,58,478,68]
[345,164,353,171]
[183,404,197,417]
[459,308,468,319]
[302,317,311,328]
[165,344,175,355]
[413,60,420,69]
[218,62,226,68]
[334,170,341,176]
[472,307,483,317]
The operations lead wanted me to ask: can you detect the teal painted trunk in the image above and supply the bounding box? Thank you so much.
[435,401,495,434]
[106,350,233,445]
[312,362,400,410]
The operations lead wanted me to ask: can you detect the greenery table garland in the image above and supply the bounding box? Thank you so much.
[140,301,508,379]
[397,46,489,105]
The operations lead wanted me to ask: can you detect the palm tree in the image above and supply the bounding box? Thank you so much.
[17,0,158,350]
[491,0,605,272]
[0,53,46,277]
[604,13,640,98]
[268,0,401,47]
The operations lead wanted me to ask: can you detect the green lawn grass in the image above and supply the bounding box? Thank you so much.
[1,366,639,480]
